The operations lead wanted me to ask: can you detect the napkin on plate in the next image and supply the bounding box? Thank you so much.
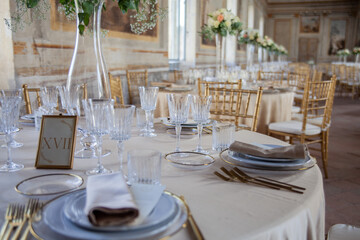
[229,141,307,159]
[84,173,139,227]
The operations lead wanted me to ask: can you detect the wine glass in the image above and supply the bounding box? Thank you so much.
[40,86,59,114]
[167,93,190,153]
[190,95,212,153]
[138,87,159,137]
[82,99,114,175]
[110,104,135,173]
[0,89,23,148]
[0,95,24,172]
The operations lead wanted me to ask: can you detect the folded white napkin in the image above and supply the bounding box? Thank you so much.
[130,183,166,225]
[84,173,139,227]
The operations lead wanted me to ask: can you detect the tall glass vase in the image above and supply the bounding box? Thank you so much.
[356,54,359,63]
[269,50,275,62]
[263,48,268,63]
[257,45,262,64]
[246,44,255,70]
[215,34,226,74]
[66,0,111,100]
[343,56,347,63]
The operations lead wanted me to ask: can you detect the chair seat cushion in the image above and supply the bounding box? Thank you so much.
[291,114,323,126]
[346,82,360,86]
[269,120,321,135]
[291,106,301,113]
[327,224,360,240]
[294,93,303,99]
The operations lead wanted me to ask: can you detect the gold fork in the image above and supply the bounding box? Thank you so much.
[11,199,39,240]
[0,204,14,239]
[20,203,43,240]
[3,205,24,240]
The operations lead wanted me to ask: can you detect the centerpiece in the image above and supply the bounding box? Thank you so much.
[276,45,288,62]
[200,8,242,73]
[336,49,351,63]
[238,29,259,68]
[353,47,360,63]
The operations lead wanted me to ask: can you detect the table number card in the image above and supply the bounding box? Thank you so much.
[35,115,78,169]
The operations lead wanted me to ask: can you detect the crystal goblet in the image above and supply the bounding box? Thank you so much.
[139,87,159,137]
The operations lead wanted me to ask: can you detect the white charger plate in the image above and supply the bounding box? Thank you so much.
[63,190,179,232]
[31,190,187,240]
[220,149,316,171]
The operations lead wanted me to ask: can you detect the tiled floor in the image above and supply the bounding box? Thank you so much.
[309,96,360,233]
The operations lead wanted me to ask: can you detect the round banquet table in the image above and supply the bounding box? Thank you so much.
[154,89,294,134]
[0,123,324,240]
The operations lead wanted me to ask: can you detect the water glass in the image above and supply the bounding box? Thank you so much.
[127,149,162,185]
[110,104,135,172]
[167,94,190,152]
[190,95,212,153]
[136,108,154,133]
[58,85,80,115]
[212,122,235,152]
[139,87,159,137]
[34,107,48,131]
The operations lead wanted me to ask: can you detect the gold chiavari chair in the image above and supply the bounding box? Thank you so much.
[204,83,263,132]
[311,70,323,81]
[109,73,124,104]
[197,78,241,97]
[340,65,360,99]
[287,72,309,112]
[22,84,41,114]
[257,70,284,86]
[268,76,337,178]
[173,70,183,83]
[126,69,148,105]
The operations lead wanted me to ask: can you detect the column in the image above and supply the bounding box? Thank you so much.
[0,0,15,89]
[184,0,196,67]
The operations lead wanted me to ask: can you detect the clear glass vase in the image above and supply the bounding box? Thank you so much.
[343,56,347,63]
[215,34,226,74]
[263,48,268,63]
[246,44,255,70]
[356,54,359,63]
[66,0,111,100]
[269,51,275,62]
[257,45,262,64]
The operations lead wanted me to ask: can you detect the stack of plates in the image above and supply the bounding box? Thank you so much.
[31,190,187,240]
[220,144,316,172]
[162,119,212,128]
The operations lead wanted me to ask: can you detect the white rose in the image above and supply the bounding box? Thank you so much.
[208,17,214,26]
[225,21,231,28]
[213,20,220,28]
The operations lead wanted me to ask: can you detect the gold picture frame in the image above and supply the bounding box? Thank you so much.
[35,115,78,169]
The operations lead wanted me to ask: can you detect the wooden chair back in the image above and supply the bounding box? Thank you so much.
[22,84,41,114]
[126,69,148,104]
[257,70,284,86]
[205,84,263,131]
[109,73,124,104]
[197,78,241,97]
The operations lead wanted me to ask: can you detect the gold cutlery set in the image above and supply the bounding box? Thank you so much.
[0,199,41,240]
[214,167,306,194]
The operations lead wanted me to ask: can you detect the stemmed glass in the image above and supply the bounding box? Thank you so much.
[110,104,135,173]
[0,95,24,172]
[167,94,190,153]
[0,89,23,149]
[40,86,59,114]
[138,87,159,137]
[190,95,212,153]
[82,99,114,175]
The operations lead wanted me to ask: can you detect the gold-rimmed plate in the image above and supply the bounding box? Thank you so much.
[15,173,84,196]
[165,151,215,170]
[30,190,188,240]
[220,149,317,172]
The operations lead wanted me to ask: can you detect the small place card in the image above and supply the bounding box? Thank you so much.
[35,115,77,169]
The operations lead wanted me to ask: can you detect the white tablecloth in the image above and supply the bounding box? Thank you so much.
[0,123,324,240]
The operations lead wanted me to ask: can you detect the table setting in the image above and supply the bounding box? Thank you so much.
[0,86,325,240]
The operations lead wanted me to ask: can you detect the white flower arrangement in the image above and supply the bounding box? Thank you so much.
[337,49,351,56]
[200,8,242,40]
[353,47,360,55]
[238,29,259,45]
